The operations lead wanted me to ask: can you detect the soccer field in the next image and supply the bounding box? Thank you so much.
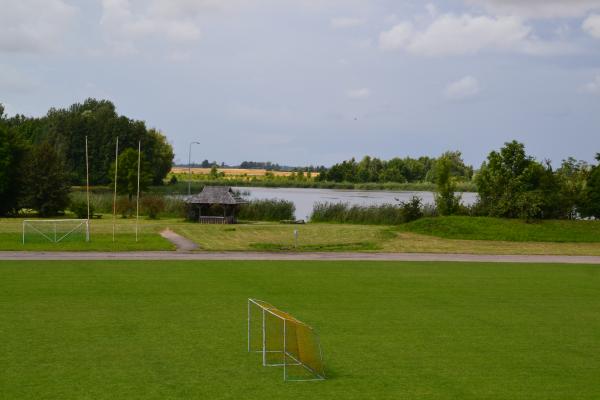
[1,261,598,399]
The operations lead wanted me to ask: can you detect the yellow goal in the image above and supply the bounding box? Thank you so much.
[247,299,326,381]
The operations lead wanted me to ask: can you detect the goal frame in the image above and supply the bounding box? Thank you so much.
[247,298,326,382]
[22,219,90,244]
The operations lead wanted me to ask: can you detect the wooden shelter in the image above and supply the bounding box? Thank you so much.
[185,186,246,224]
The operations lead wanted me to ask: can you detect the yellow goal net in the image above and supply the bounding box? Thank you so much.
[248,299,326,381]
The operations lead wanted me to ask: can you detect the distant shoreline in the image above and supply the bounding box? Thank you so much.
[74,180,477,194]
[162,174,477,193]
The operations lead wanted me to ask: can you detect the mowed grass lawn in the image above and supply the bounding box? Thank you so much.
[0,219,174,251]
[1,261,599,399]
[2,217,600,255]
[174,221,600,255]
[173,223,393,251]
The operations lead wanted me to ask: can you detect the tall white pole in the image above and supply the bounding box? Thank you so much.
[248,300,251,352]
[262,309,266,366]
[188,141,200,196]
[112,137,119,242]
[283,319,287,381]
[85,136,90,242]
[135,140,141,242]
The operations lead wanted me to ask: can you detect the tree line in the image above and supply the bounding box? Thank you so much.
[184,160,323,172]
[433,141,600,219]
[0,99,174,217]
[316,152,473,184]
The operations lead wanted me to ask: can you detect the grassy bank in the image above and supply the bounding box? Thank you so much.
[172,223,392,251]
[0,218,173,251]
[403,216,600,242]
[1,260,598,399]
[171,222,600,255]
[2,217,600,254]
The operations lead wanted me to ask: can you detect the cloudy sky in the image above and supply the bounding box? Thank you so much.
[1,0,599,167]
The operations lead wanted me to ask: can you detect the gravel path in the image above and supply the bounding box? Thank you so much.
[159,229,198,251]
[1,251,599,264]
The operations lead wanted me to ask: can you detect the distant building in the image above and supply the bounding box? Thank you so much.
[184,186,246,224]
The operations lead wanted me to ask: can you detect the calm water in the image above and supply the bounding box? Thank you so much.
[235,187,478,220]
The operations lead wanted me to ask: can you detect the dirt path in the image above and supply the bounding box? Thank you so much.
[1,251,599,264]
[159,229,199,251]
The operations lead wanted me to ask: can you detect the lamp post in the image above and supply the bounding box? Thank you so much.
[188,141,200,195]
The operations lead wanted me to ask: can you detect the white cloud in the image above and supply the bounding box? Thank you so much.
[100,0,204,51]
[100,0,373,50]
[583,14,600,38]
[379,13,571,56]
[379,23,415,51]
[0,0,77,53]
[346,88,370,99]
[425,3,438,18]
[331,17,365,29]
[444,76,481,100]
[0,65,38,92]
[465,0,600,19]
[581,75,600,94]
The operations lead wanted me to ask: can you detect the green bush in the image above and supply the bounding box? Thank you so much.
[399,196,424,222]
[238,199,295,221]
[69,199,95,219]
[140,195,166,219]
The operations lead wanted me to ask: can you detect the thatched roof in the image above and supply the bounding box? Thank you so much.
[185,186,247,205]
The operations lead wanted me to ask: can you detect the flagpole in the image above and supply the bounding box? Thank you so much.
[135,140,141,242]
[112,137,119,242]
[85,136,90,242]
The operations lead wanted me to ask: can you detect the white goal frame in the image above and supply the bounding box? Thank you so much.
[247,298,326,382]
[22,219,90,244]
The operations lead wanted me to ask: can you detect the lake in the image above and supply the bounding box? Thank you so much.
[235,187,478,220]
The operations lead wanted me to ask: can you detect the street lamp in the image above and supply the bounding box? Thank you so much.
[188,141,200,195]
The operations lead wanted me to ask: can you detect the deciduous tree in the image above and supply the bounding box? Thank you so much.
[23,142,71,217]
[110,148,152,201]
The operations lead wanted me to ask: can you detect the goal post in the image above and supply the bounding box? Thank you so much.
[248,298,326,381]
[22,219,90,244]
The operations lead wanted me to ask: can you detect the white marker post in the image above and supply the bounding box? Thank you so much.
[112,137,119,242]
[85,136,90,242]
[135,140,141,242]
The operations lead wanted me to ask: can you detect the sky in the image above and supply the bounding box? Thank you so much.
[1,0,599,168]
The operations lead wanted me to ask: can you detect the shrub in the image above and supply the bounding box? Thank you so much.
[238,199,295,221]
[398,196,423,222]
[69,199,94,219]
[116,196,135,218]
[70,191,112,215]
[140,195,166,219]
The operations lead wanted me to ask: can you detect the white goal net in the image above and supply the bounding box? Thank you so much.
[248,299,326,381]
[22,219,90,244]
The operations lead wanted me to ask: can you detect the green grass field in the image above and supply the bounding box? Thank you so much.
[404,216,600,242]
[1,260,599,399]
[2,217,600,255]
[0,219,174,251]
